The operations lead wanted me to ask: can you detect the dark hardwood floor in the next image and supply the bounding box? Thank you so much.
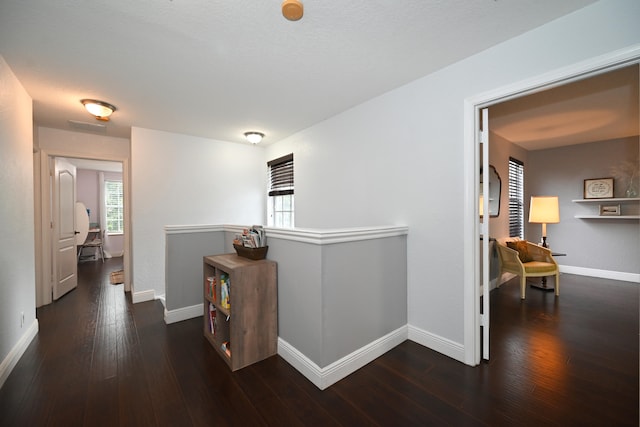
[1,259,637,426]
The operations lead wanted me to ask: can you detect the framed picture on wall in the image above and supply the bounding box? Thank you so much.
[584,178,614,199]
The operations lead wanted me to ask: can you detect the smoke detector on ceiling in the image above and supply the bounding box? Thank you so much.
[282,0,303,21]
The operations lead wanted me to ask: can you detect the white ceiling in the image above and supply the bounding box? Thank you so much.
[0,0,602,145]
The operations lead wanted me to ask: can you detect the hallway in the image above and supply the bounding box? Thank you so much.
[0,259,637,426]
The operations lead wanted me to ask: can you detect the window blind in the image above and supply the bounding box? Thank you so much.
[508,157,524,238]
[268,153,294,196]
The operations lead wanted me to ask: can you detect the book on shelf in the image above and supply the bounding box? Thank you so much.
[206,276,216,301]
[208,302,217,336]
[220,273,231,309]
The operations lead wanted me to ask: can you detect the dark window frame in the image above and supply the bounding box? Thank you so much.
[508,157,524,239]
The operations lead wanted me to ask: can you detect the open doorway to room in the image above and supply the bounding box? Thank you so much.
[467,49,640,365]
[34,152,131,307]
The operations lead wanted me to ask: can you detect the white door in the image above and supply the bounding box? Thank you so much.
[53,158,78,300]
[480,108,490,360]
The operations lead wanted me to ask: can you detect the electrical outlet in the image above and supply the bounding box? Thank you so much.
[21,312,24,328]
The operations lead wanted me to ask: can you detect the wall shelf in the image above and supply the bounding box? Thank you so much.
[571,197,640,203]
[574,215,639,220]
[572,197,640,220]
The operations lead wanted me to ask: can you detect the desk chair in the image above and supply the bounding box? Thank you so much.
[78,229,105,263]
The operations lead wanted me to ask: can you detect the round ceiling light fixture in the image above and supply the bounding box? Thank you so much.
[81,99,117,121]
[282,0,303,21]
[244,131,265,144]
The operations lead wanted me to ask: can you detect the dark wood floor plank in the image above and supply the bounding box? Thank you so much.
[243,356,339,427]
[0,261,637,426]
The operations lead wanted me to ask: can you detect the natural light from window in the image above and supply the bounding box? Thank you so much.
[105,180,123,234]
[267,153,294,228]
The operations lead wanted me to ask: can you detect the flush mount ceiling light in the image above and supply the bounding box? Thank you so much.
[244,131,265,144]
[80,99,116,121]
[282,0,303,21]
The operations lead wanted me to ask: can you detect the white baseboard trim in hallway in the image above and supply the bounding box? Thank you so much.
[0,319,38,390]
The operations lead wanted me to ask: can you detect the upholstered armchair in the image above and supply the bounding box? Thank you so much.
[495,238,559,299]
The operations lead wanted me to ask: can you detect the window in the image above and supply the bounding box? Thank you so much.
[105,180,123,234]
[267,153,294,228]
[508,157,524,238]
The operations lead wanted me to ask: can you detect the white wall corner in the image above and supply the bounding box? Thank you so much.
[0,319,39,389]
[131,288,156,304]
[278,325,408,390]
[164,303,203,324]
[408,324,465,363]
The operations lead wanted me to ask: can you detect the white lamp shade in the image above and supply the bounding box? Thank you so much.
[528,196,560,224]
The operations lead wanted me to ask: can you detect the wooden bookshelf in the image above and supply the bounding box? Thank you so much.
[203,254,277,371]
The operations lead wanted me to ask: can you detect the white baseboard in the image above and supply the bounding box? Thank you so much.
[164,303,203,324]
[559,265,640,283]
[408,324,465,363]
[278,325,408,390]
[131,288,155,304]
[0,319,39,389]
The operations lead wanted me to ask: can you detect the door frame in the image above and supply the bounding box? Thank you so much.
[462,44,640,366]
[35,149,132,306]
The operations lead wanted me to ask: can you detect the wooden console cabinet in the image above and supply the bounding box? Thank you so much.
[203,254,277,371]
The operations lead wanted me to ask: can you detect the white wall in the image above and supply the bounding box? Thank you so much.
[130,127,265,299]
[0,55,37,386]
[267,0,640,355]
[35,127,130,159]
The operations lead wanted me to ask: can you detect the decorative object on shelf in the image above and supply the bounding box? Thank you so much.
[233,244,268,260]
[282,0,303,21]
[599,204,621,216]
[610,158,639,198]
[80,99,116,121]
[233,225,268,259]
[572,197,640,220]
[584,178,614,199]
[244,131,264,144]
[529,196,560,248]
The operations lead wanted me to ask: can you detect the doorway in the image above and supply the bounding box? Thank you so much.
[34,151,131,307]
[465,46,640,365]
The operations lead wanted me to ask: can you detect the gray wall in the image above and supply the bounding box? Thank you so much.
[165,229,226,311]
[268,238,324,363]
[269,232,407,368]
[163,226,408,371]
[321,236,407,366]
[527,137,639,275]
[0,55,36,381]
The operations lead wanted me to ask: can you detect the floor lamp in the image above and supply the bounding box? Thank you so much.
[528,196,559,248]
